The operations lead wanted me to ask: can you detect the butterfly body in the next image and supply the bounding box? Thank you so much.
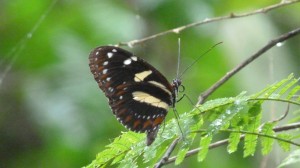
[89,46,180,145]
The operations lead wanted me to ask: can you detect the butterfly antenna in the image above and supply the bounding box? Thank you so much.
[176,38,181,79]
[179,42,223,78]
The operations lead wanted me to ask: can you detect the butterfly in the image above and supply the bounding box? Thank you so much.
[89,46,181,145]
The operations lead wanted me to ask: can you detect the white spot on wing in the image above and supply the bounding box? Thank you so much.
[106,77,111,81]
[108,87,114,92]
[103,61,108,65]
[95,51,99,55]
[112,49,117,52]
[131,56,137,61]
[107,52,113,58]
[124,58,132,65]
[103,69,108,74]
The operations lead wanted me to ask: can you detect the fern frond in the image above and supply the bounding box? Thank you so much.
[277,133,292,152]
[227,131,241,153]
[84,132,143,168]
[197,135,213,162]
[86,74,300,167]
[243,111,262,157]
[260,123,276,155]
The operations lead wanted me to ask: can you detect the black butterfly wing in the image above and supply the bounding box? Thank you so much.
[89,46,175,134]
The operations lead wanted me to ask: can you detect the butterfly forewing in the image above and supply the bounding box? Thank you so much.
[89,46,175,134]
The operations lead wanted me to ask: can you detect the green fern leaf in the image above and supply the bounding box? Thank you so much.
[208,100,248,134]
[244,107,262,157]
[244,134,257,157]
[287,85,300,100]
[259,74,294,99]
[175,113,201,165]
[278,77,299,96]
[118,159,138,168]
[175,148,189,165]
[227,131,241,154]
[84,132,144,168]
[111,153,126,165]
[248,102,262,117]
[277,133,292,152]
[197,135,212,162]
[260,123,275,155]
[143,119,179,164]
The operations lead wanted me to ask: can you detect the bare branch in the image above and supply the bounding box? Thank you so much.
[197,27,300,105]
[118,0,300,47]
[154,138,180,168]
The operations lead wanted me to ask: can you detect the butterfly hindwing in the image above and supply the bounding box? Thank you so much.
[89,46,175,133]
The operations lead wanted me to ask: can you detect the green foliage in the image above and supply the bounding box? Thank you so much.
[243,111,261,157]
[260,123,275,155]
[86,74,300,167]
[175,148,189,165]
[227,131,241,153]
[197,135,213,162]
[277,133,292,152]
[84,132,144,168]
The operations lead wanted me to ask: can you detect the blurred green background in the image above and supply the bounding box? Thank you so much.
[1,0,299,167]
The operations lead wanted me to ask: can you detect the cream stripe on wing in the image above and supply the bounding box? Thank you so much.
[132,91,169,110]
[134,70,152,82]
[148,81,172,96]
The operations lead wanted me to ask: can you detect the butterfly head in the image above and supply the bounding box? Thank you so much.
[172,78,182,91]
[171,78,183,106]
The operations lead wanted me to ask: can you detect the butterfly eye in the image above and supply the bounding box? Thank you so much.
[89,46,178,145]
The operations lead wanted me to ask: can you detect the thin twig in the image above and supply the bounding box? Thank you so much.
[197,27,300,105]
[154,138,180,168]
[223,129,300,146]
[271,103,290,123]
[118,0,300,47]
[273,122,300,132]
[249,98,300,106]
[193,128,300,147]
[163,122,300,166]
